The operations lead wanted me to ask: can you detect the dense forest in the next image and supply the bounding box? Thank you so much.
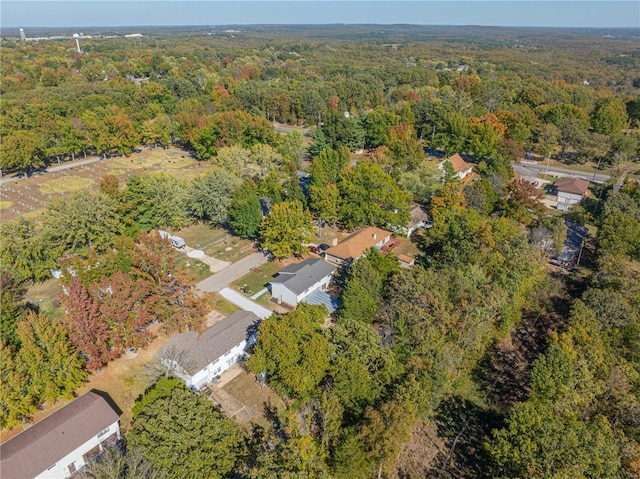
[1,25,639,478]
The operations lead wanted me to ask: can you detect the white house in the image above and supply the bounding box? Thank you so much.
[554,178,590,211]
[158,311,260,389]
[269,258,336,307]
[437,153,474,181]
[0,392,121,479]
[396,203,431,238]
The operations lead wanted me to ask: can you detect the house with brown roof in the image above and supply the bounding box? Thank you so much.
[158,310,260,389]
[324,226,392,267]
[396,203,432,237]
[554,177,590,211]
[0,391,121,478]
[438,153,474,180]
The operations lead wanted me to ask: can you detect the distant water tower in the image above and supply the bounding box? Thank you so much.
[73,33,81,53]
[19,28,26,41]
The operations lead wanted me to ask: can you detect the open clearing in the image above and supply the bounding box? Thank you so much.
[0,148,212,222]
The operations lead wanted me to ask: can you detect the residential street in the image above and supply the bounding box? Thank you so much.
[196,252,270,293]
[514,161,610,184]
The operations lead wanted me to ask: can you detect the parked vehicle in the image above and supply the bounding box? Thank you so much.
[158,230,186,249]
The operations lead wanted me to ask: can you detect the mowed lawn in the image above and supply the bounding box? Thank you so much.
[221,370,287,430]
[177,223,257,263]
[231,261,283,296]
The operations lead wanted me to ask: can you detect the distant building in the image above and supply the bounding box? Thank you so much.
[0,392,121,479]
[158,311,260,389]
[269,258,336,308]
[19,28,26,41]
[324,226,392,268]
[554,178,590,211]
[438,153,474,181]
[396,203,431,237]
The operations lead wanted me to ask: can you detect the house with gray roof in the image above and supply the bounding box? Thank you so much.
[158,311,260,389]
[0,391,121,479]
[269,258,336,308]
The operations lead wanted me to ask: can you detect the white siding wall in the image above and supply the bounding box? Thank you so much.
[187,341,248,389]
[34,421,121,479]
[558,191,584,207]
[271,283,298,306]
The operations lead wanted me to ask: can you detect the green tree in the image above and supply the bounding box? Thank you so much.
[188,169,241,223]
[592,97,628,135]
[247,304,329,399]
[129,383,245,478]
[489,401,621,478]
[125,173,190,231]
[326,318,398,416]
[42,190,124,258]
[0,341,36,430]
[0,131,45,173]
[16,312,87,403]
[0,270,26,349]
[277,130,306,169]
[141,113,172,148]
[260,200,313,258]
[228,180,263,238]
[0,216,54,283]
[338,162,412,230]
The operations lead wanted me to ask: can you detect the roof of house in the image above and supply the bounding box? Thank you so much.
[301,290,341,314]
[397,254,415,264]
[445,153,474,173]
[159,311,260,371]
[408,203,430,228]
[324,226,392,262]
[270,258,335,296]
[555,177,590,195]
[0,392,120,479]
[555,219,588,263]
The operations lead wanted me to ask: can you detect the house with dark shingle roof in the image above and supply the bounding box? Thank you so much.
[269,258,336,308]
[554,177,590,211]
[158,311,260,389]
[324,226,392,268]
[0,391,121,479]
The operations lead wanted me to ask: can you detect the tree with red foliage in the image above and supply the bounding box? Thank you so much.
[505,178,545,225]
[93,271,155,350]
[61,278,118,371]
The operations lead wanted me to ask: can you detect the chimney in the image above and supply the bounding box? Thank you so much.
[331,237,338,246]
[373,233,377,240]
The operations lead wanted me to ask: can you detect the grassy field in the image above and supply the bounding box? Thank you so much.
[177,223,228,248]
[204,236,257,263]
[26,279,64,318]
[221,370,287,429]
[175,256,213,282]
[232,261,282,296]
[39,176,95,194]
[207,292,242,316]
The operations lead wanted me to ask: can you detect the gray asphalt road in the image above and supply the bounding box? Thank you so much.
[273,123,311,136]
[196,252,270,293]
[515,161,610,184]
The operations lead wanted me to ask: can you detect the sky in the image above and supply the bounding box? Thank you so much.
[2,1,639,29]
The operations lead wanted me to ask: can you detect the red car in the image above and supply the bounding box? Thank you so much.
[308,245,321,254]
